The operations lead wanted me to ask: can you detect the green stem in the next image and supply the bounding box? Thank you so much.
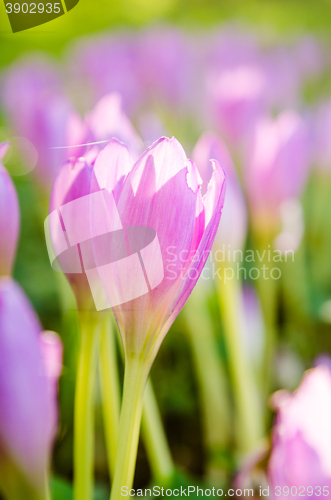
[254,244,278,397]
[74,312,100,500]
[110,357,148,500]
[141,380,175,484]
[106,316,174,485]
[99,313,121,478]
[184,287,231,476]
[216,270,263,455]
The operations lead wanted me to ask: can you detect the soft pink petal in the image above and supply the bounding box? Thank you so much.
[0,278,55,494]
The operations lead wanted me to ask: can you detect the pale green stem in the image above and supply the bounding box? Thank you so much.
[110,356,148,500]
[99,313,121,478]
[216,269,263,455]
[184,287,231,475]
[74,312,100,500]
[141,380,175,484]
[105,316,175,485]
[45,480,51,500]
[254,243,278,398]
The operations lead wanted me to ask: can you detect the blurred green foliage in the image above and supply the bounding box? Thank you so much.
[1,0,331,70]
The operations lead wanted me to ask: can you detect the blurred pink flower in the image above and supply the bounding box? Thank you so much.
[269,366,331,497]
[138,27,193,109]
[261,48,302,109]
[1,58,88,190]
[206,65,266,146]
[192,131,247,253]
[244,110,311,232]
[0,277,62,497]
[67,33,142,115]
[206,27,260,69]
[0,143,20,277]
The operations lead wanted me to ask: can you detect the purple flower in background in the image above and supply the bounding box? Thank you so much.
[138,27,193,108]
[192,131,247,253]
[206,27,260,69]
[68,33,142,115]
[206,65,266,146]
[261,48,301,110]
[293,36,324,81]
[0,277,62,498]
[269,366,331,497]
[1,58,88,190]
[0,143,20,277]
[244,110,311,233]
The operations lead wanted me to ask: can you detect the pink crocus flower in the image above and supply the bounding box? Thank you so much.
[93,137,225,362]
[47,136,226,495]
[192,131,247,254]
[244,110,311,235]
[48,137,226,347]
[0,143,20,277]
[268,366,331,498]
[0,277,62,499]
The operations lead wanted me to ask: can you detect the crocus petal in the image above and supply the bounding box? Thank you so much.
[0,278,55,495]
[86,93,143,159]
[47,135,226,369]
[102,137,201,354]
[0,145,20,277]
[165,159,226,331]
[193,131,247,252]
[93,138,133,202]
[268,366,331,496]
